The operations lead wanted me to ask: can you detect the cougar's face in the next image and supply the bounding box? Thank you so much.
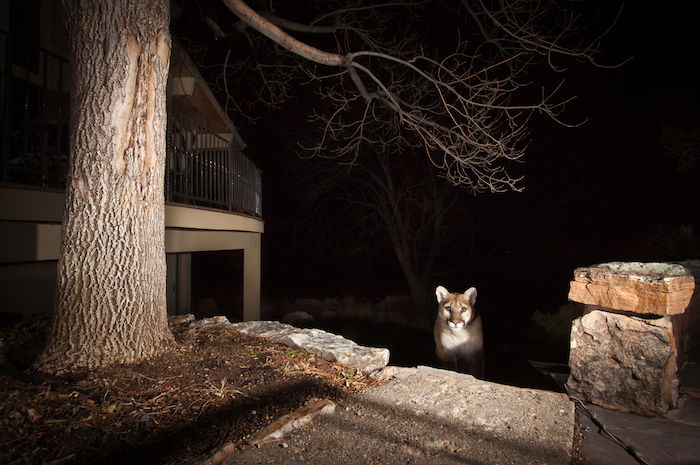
[440,296,475,331]
[435,286,478,332]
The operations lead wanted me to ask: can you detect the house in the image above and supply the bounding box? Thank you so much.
[0,1,263,322]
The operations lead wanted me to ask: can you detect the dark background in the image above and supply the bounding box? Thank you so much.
[233,4,698,297]
[179,2,698,378]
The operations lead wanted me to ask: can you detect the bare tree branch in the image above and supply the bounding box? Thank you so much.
[221,0,345,66]
[210,0,622,192]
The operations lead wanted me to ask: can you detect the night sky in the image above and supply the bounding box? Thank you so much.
[520,3,699,297]
[178,2,698,349]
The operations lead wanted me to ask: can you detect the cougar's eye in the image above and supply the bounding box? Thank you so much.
[460,307,467,313]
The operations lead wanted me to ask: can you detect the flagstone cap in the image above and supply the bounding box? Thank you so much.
[568,262,695,315]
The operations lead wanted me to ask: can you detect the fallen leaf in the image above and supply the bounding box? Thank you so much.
[27,408,43,423]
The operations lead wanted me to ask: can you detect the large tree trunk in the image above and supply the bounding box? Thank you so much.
[35,0,173,374]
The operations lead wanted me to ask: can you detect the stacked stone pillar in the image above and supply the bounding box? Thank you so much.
[566,262,697,416]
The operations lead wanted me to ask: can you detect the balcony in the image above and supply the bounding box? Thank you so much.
[0,29,263,320]
[0,32,261,219]
[166,114,262,218]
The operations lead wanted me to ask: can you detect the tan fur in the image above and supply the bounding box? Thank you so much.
[433,285,484,378]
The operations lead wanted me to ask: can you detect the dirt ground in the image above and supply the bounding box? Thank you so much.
[0,317,380,465]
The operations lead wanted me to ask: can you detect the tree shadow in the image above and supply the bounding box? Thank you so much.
[90,379,348,465]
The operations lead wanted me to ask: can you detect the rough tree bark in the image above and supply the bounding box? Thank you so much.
[35,0,174,374]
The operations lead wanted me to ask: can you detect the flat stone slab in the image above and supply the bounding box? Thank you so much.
[568,262,695,315]
[229,366,575,465]
[231,321,390,374]
[579,402,700,465]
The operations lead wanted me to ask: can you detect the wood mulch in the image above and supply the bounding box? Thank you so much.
[0,318,380,465]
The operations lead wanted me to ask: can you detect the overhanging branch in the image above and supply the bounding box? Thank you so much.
[222,0,345,67]
[217,0,621,193]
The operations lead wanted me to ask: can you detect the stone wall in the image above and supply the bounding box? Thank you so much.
[566,261,698,416]
[232,320,390,374]
[170,315,391,375]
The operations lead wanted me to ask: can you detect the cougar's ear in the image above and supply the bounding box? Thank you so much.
[464,287,477,306]
[435,285,449,303]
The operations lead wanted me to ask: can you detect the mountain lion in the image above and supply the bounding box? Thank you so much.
[434,285,484,378]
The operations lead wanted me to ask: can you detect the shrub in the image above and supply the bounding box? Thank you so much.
[531,302,584,346]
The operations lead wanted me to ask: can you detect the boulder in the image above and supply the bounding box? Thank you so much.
[568,262,695,315]
[281,311,315,327]
[190,315,231,328]
[232,321,390,374]
[673,260,700,360]
[278,328,389,373]
[566,310,678,416]
[232,320,297,339]
[169,313,195,325]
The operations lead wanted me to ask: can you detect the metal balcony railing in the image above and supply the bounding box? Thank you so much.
[166,114,262,217]
[0,31,70,189]
[0,31,262,219]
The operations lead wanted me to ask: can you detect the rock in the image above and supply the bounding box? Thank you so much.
[369,366,400,382]
[189,315,231,329]
[278,329,389,374]
[566,310,678,416]
[568,262,695,315]
[671,260,700,363]
[232,321,390,374]
[231,366,576,465]
[232,320,297,338]
[169,313,195,325]
[360,366,575,464]
[281,311,315,327]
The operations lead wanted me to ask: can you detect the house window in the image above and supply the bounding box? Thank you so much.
[10,0,40,74]
[1,0,70,188]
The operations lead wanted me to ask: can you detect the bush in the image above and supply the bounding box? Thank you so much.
[531,303,584,346]
[289,298,325,318]
[376,296,412,323]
